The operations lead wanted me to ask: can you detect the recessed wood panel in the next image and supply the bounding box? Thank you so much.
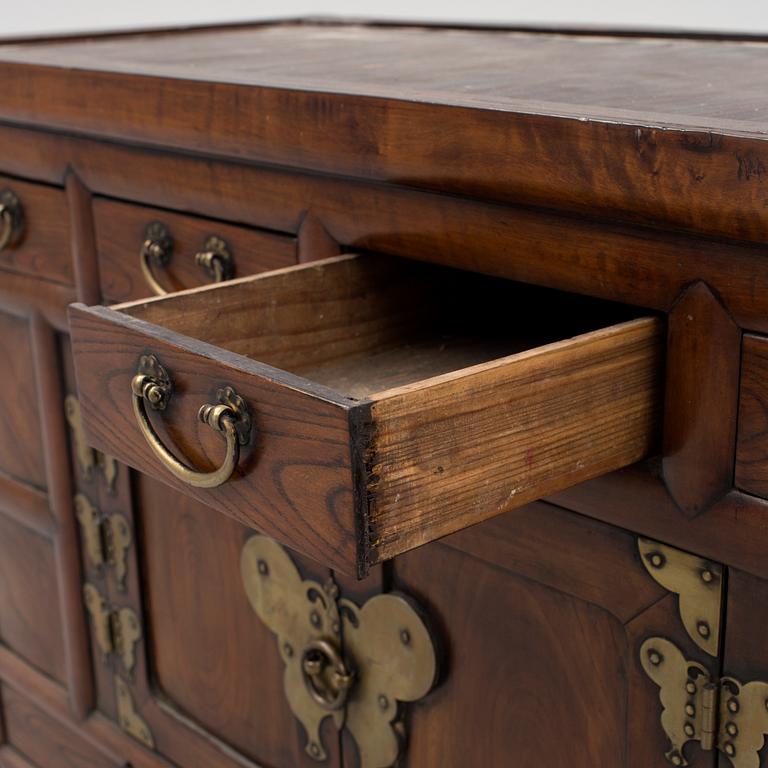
[1,686,116,768]
[0,175,71,286]
[94,197,297,302]
[138,475,338,767]
[0,513,65,683]
[736,334,768,499]
[0,312,46,490]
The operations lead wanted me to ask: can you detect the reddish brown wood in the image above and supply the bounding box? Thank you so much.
[1,687,116,768]
[0,645,172,768]
[65,170,101,305]
[0,513,65,683]
[0,174,72,286]
[0,472,53,538]
[735,334,768,498]
[30,314,93,719]
[297,211,341,264]
[1,25,768,245]
[94,197,297,302]
[662,282,741,515]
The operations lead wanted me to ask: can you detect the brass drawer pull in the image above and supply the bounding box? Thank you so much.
[130,354,251,488]
[0,188,24,251]
[140,222,235,296]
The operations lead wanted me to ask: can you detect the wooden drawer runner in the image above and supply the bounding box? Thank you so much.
[736,333,768,498]
[69,254,664,575]
[0,175,71,285]
[94,197,297,301]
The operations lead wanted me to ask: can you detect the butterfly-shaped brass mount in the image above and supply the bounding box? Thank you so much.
[241,535,438,768]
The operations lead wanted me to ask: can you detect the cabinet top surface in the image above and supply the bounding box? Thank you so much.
[1,20,767,133]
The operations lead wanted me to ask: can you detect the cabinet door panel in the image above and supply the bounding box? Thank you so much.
[384,501,717,768]
[0,514,65,683]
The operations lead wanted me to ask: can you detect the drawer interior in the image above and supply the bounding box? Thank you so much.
[117,253,645,400]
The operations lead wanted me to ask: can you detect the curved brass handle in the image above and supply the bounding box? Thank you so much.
[130,354,252,489]
[140,222,174,296]
[0,188,24,252]
[301,638,355,712]
[140,223,235,296]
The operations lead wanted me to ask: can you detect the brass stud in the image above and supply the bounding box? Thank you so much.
[648,552,665,569]
[670,754,682,766]
[309,742,321,759]
[697,621,711,639]
[684,723,695,737]
[685,681,697,695]
[400,629,411,646]
[724,742,736,757]
[648,649,663,666]
[685,703,696,717]
[726,722,738,737]
[728,698,740,714]
[283,642,294,658]
[378,694,389,711]
[310,610,321,629]
[257,559,269,576]
[700,568,715,584]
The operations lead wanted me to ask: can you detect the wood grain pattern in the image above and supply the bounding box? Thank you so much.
[1,25,768,244]
[1,687,116,768]
[68,302,359,573]
[0,311,47,489]
[94,197,297,302]
[0,645,173,768]
[65,171,101,305]
[662,282,741,515]
[70,255,662,573]
[138,475,341,766]
[366,316,664,563]
[388,501,708,768]
[0,513,65,683]
[0,175,71,286]
[736,334,768,498]
[5,124,768,333]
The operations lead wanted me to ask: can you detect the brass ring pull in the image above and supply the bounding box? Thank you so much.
[140,222,235,296]
[130,354,252,489]
[301,639,355,712]
[0,188,24,252]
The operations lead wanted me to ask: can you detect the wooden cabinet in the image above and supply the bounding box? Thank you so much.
[0,19,767,768]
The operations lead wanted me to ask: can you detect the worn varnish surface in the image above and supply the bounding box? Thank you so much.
[736,334,768,498]
[1,24,768,243]
[94,197,297,302]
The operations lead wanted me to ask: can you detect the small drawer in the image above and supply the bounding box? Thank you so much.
[94,197,297,301]
[69,254,663,575]
[736,334,768,497]
[0,175,72,284]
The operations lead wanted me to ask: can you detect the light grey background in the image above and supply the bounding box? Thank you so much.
[4,0,768,37]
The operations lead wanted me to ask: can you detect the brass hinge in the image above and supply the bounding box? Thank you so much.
[75,494,131,589]
[241,535,438,768]
[115,675,154,748]
[641,637,768,767]
[83,582,141,676]
[638,538,723,657]
[64,395,118,493]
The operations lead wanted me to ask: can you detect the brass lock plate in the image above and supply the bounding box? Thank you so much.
[241,535,438,768]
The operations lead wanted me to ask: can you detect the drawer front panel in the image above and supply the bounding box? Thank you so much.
[736,333,768,497]
[0,311,46,490]
[0,175,71,285]
[69,255,663,574]
[0,513,65,683]
[94,198,297,301]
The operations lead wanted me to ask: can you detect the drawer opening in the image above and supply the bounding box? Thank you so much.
[71,253,663,574]
[117,253,648,401]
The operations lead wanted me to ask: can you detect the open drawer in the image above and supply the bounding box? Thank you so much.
[69,254,663,576]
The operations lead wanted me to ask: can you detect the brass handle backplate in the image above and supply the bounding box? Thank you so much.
[0,188,24,251]
[140,222,235,296]
[131,354,251,488]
